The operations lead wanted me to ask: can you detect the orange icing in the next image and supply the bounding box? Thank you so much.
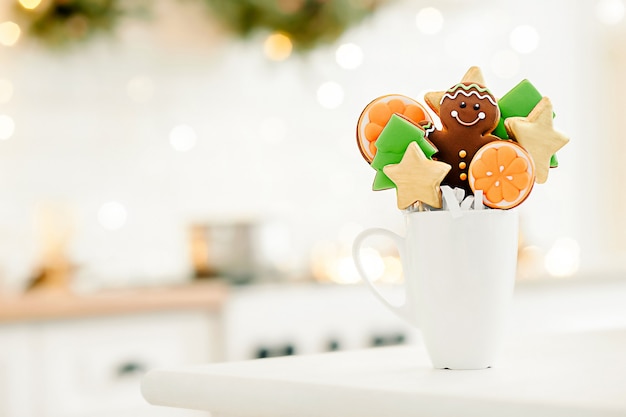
[364,123,383,142]
[403,105,427,123]
[387,99,405,114]
[470,142,534,209]
[369,102,392,126]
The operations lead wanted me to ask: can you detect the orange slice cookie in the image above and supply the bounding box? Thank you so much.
[468,141,535,209]
[356,94,431,163]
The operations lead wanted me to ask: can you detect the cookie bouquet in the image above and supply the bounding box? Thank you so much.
[356,66,570,210]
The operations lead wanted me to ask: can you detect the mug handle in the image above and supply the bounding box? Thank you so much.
[352,228,417,327]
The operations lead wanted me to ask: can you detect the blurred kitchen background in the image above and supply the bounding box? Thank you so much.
[1,0,625,415]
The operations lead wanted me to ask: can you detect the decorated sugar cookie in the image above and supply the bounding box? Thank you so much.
[469,141,535,209]
[383,142,451,209]
[423,67,500,194]
[356,94,431,163]
[504,97,569,184]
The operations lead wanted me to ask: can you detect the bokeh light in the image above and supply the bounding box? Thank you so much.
[380,256,403,284]
[0,115,15,139]
[18,0,42,10]
[335,43,364,70]
[415,7,444,35]
[354,248,385,282]
[545,237,581,278]
[317,81,344,109]
[264,32,293,61]
[98,201,128,231]
[510,25,540,54]
[0,21,21,47]
[335,248,384,284]
[169,124,197,152]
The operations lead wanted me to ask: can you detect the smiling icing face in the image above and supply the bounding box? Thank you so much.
[440,83,499,134]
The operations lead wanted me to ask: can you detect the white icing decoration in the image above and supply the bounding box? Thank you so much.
[441,89,497,107]
[451,112,484,127]
[424,123,436,137]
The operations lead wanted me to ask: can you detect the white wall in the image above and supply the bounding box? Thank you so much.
[0,0,619,291]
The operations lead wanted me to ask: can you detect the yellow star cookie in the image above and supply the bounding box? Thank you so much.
[461,66,486,85]
[423,90,445,116]
[383,142,452,209]
[424,66,486,116]
[504,97,569,184]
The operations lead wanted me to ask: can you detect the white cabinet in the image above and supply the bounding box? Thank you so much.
[41,311,216,417]
[1,310,216,417]
[222,284,418,361]
[0,324,39,417]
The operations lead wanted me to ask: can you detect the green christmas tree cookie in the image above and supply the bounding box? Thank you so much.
[494,79,558,167]
[370,114,437,190]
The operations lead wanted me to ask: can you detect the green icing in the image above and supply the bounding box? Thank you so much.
[371,148,402,190]
[499,79,543,121]
[372,170,396,190]
[372,150,405,167]
[493,118,508,139]
[496,79,559,167]
[370,114,437,191]
[550,154,558,168]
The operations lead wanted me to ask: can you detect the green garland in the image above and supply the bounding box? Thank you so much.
[14,0,129,49]
[203,0,384,51]
[13,0,383,51]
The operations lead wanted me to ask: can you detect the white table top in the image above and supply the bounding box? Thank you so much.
[142,277,626,417]
[142,328,626,417]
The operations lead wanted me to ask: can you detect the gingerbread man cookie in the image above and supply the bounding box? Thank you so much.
[424,67,500,194]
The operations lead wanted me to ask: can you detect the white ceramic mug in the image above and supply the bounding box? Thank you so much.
[353,209,519,369]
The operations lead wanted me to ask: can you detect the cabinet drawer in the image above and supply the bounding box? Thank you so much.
[40,311,215,417]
